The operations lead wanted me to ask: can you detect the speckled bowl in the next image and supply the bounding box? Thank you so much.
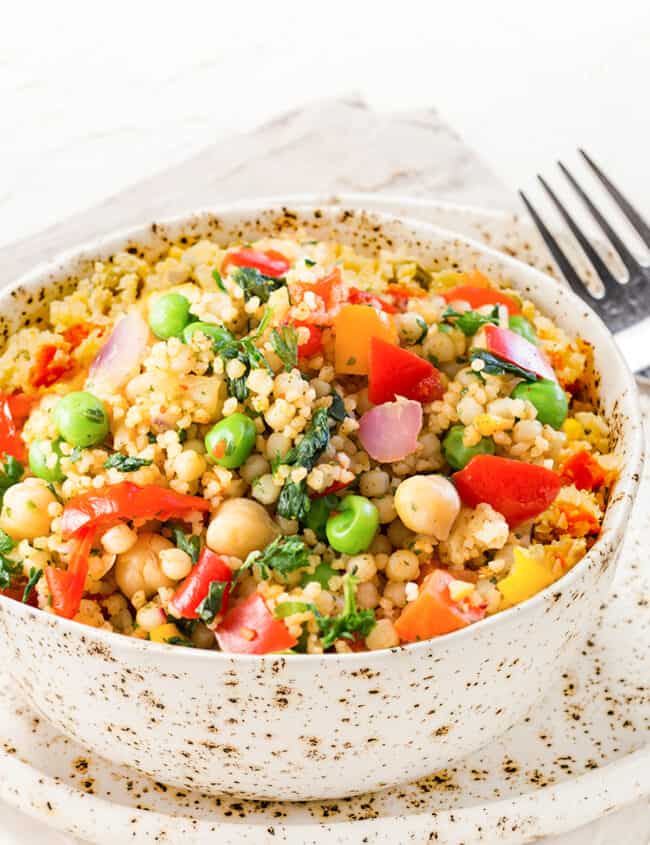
[0,204,643,801]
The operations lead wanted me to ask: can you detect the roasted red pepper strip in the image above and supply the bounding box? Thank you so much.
[61,481,209,539]
[0,393,33,462]
[216,594,297,654]
[294,322,324,359]
[408,372,445,403]
[29,345,73,389]
[483,325,556,381]
[221,248,289,278]
[453,455,562,527]
[348,287,397,314]
[62,322,98,349]
[368,337,442,405]
[310,478,352,500]
[560,450,606,491]
[442,285,521,315]
[169,548,232,620]
[51,483,210,619]
[289,268,345,325]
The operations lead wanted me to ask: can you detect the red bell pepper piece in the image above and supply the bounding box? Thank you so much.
[29,345,73,389]
[169,548,232,619]
[0,393,34,463]
[51,483,210,619]
[560,450,606,491]
[408,372,445,403]
[394,569,485,643]
[442,285,521,315]
[221,248,290,278]
[62,322,98,349]
[453,455,562,527]
[216,594,297,654]
[368,337,443,405]
[348,287,397,314]
[294,322,324,359]
[310,478,352,500]
[289,268,345,325]
[483,325,556,381]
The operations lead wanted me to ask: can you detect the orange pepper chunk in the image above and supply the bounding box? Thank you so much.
[333,304,397,375]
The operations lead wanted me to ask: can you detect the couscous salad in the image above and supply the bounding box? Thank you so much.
[0,237,618,653]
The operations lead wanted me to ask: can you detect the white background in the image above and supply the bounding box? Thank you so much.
[1,2,649,842]
[1,0,650,250]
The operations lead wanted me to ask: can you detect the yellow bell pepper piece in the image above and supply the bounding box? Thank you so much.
[497,546,555,609]
[334,304,397,375]
[150,622,182,644]
[562,418,584,441]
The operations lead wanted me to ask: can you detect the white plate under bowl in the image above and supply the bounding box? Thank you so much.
[0,198,648,845]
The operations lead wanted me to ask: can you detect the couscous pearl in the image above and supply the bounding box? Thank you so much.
[136,603,167,632]
[266,432,291,460]
[368,534,392,556]
[359,469,390,498]
[366,619,400,650]
[387,519,415,548]
[100,523,137,556]
[372,495,397,524]
[159,548,193,581]
[251,474,281,505]
[346,553,377,582]
[240,454,270,484]
[383,580,407,607]
[385,550,420,582]
[356,581,380,609]
[174,450,207,483]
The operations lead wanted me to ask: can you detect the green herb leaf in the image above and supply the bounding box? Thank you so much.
[274,600,316,618]
[270,326,298,372]
[0,554,21,590]
[104,453,153,472]
[84,407,106,424]
[231,267,285,304]
[0,529,15,555]
[165,635,196,647]
[212,268,226,292]
[304,258,316,267]
[443,305,499,336]
[300,560,337,589]
[317,571,376,649]
[22,567,42,603]
[173,527,200,564]
[242,534,310,581]
[470,349,538,382]
[285,408,330,471]
[276,479,310,522]
[414,315,429,344]
[196,580,229,624]
[0,455,24,503]
[328,391,347,422]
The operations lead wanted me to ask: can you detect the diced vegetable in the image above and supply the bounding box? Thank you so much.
[368,337,440,404]
[169,548,232,620]
[148,293,191,340]
[453,455,562,527]
[441,285,521,315]
[442,424,495,470]
[325,494,379,554]
[221,248,290,278]
[508,315,537,344]
[290,268,345,324]
[0,394,33,463]
[358,398,422,463]
[394,569,486,642]
[204,412,256,468]
[560,450,606,491]
[348,287,397,313]
[511,379,568,429]
[215,594,297,654]
[294,322,323,359]
[150,623,184,644]
[30,345,73,388]
[333,305,397,375]
[88,310,150,391]
[497,547,554,609]
[53,391,110,448]
[482,325,556,381]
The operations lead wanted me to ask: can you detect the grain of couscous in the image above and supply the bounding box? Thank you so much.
[0,236,618,653]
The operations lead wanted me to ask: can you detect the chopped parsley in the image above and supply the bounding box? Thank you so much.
[443,305,499,336]
[212,268,226,292]
[231,266,285,303]
[240,534,310,581]
[317,571,376,649]
[196,580,229,624]
[0,455,23,503]
[304,258,316,267]
[172,527,200,564]
[0,529,15,554]
[275,408,331,521]
[270,325,298,372]
[22,567,43,603]
[328,390,347,422]
[212,309,273,401]
[104,453,153,472]
[277,480,311,522]
[300,560,337,589]
[470,349,537,382]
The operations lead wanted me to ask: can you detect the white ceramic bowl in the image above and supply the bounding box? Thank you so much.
[0,204,643,801]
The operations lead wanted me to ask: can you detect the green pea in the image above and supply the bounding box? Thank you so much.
[183,321,231,347]
[508,315,537,345]
[326,495,379,555]
[442,424,495,471]
[149,293,191,339]
[305,494,338,541]
[54,391,110,447]
[28,439,65,482]
[205,413,256,468]
[511,378,568,429]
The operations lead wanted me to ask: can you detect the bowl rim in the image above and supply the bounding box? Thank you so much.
[0,200,644,664]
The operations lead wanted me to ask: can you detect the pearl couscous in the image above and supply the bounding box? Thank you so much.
[0,236,618,653]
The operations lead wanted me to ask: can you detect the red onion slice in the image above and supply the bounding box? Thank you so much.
[358,399,423,463]
[88,310,150,391]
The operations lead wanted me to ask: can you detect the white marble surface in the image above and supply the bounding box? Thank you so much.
[1,2,649,838]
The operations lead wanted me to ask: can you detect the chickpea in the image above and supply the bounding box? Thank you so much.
[0,479,57,540]
[136,601,167,632]
[394,474,460,540]
[159,547,193,581]
[385,550,420,582]
[101,523,137,555]
[366,618,400,651]
[206,497,279,559]
[114,532,176,600]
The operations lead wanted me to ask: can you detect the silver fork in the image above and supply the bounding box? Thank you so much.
[519,150,650,378]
